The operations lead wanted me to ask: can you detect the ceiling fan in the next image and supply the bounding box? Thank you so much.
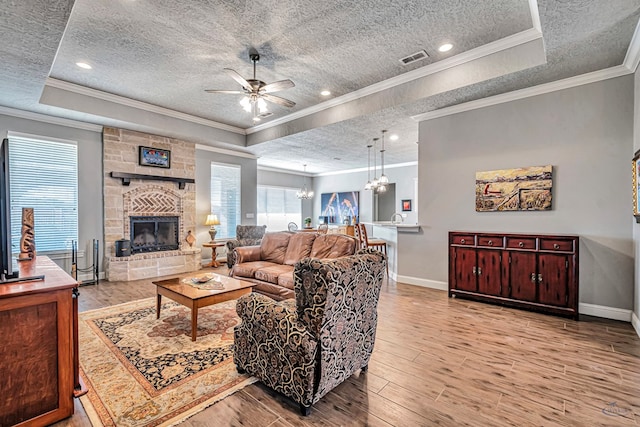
[205,51,296,121]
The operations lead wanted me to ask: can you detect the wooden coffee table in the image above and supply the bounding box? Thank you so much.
[153,273,253,341]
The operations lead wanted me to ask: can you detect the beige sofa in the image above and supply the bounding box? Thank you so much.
[231,231,357,300]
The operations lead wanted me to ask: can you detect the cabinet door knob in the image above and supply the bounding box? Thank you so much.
[460,238,466,244]
[538,274,543,283]
[553,244,560,250]
[519,241,524,248]
[472,266,477,275]
[531,273,537,283]
[477,267,482,276]
[488,240,493,246]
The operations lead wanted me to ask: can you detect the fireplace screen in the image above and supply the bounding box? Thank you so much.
[130,216,179,253]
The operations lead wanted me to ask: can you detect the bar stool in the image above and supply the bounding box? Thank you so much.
[357,224,388,275]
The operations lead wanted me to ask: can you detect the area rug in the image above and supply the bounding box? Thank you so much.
[78,297,256,427]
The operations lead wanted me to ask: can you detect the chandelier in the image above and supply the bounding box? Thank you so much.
[365,130,388,193]
[297,164,314,199]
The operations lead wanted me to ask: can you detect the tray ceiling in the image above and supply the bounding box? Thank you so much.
[1,0,639,173]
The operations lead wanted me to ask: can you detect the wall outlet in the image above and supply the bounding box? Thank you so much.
[246,213,255,219]
[402,213,407,218]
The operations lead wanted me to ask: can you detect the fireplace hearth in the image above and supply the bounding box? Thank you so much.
[130,216,179,254]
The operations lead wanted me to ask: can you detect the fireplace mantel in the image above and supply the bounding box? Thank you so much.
[110,172,195,189]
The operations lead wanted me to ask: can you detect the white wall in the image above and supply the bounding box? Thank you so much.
[407,76,634,311]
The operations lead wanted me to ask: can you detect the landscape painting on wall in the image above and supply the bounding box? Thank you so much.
[320,192,359,224]
[475,165,552,212]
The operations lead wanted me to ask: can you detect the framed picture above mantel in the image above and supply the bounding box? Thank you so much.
[139,146,171,169]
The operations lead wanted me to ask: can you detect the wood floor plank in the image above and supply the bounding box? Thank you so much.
[51,270,640,427]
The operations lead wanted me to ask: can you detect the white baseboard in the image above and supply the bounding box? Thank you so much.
[395,274,448,291]
[632,312,640,338]
[393,276,633,323]
[578,303,632,322]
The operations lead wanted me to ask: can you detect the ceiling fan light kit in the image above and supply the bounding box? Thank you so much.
[205,51,296,122]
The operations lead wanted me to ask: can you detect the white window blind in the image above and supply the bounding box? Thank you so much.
[8,134,78,253]
[211,163,241,239]
[257,186,302,231]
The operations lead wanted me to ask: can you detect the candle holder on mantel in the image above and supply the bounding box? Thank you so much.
[205,214,220,242]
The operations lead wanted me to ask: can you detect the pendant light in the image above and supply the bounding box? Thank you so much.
[296,164,314,199]
[379,130,389,185]
[371,137,379,190]
[364,144,373,190]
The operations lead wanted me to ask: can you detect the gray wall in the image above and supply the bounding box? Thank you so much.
[408,76,634,310]
[195,149,257,246]
[257,168,313,223]
[0,114,103,273]
[313,165,418,225]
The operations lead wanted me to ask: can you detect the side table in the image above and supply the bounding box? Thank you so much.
[202,242,225,268]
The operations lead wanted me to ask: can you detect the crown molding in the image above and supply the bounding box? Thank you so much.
[257,165,314,177]
[314,161,418,177]
[45,78,246,135]
[623,17,640,72]
[528,0,542,32]
[411,65,630,123]
[195,143,257,159]
[0,105,103,132]
[246,28,543,135]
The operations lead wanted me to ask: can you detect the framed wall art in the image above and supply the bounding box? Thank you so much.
[319,191,359,224]
[475,165,552,212]
[139,146,171,168]
[401,199,412,212]
[633,150,640,222]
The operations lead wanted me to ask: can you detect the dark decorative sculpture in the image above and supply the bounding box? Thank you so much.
[18,207,35,261]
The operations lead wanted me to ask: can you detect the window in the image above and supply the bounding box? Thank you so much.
[211,163,241,239]
[257,186,302,231]
[8,133,78,253]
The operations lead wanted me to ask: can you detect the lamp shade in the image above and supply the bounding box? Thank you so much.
[205,214,220,226]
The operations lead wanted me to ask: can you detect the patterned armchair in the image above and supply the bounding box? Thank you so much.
[234,248,386,415]
[225,225,267,268]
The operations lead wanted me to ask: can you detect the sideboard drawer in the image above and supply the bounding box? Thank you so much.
[451,234,475,246]
[478,235,504,248]
[540,238,575,252]
[506,237,536,250]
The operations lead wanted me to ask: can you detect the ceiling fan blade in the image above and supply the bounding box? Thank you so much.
[224,68,252,91]
[262,93,296,108]
[204,89,246,94]
[261,79,295,93]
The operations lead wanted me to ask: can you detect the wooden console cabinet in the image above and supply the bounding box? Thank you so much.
[0,256,82,426]
[449,231,579,319]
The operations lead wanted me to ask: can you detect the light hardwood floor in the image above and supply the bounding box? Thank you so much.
[56,266,640,426]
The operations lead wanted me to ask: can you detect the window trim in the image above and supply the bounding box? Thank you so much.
[7,131,79,254]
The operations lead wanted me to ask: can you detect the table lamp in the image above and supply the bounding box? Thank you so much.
[205,214,220,242]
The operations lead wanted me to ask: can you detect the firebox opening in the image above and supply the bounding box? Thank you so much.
[130,216,179,253]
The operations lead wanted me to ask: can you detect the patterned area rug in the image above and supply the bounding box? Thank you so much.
[78,297,256,427]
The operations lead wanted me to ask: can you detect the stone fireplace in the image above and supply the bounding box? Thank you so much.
[103,127,201,281]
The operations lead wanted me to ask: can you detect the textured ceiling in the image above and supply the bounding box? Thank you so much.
[1,1,639,174]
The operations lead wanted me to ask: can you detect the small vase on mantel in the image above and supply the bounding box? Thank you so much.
[185,230,196,247]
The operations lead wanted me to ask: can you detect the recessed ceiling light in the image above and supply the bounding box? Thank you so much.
[252,117,261,122]
[438,43,453,53]
[320,90,331,96]
[389,134,399,141]
[75,62,92,69]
